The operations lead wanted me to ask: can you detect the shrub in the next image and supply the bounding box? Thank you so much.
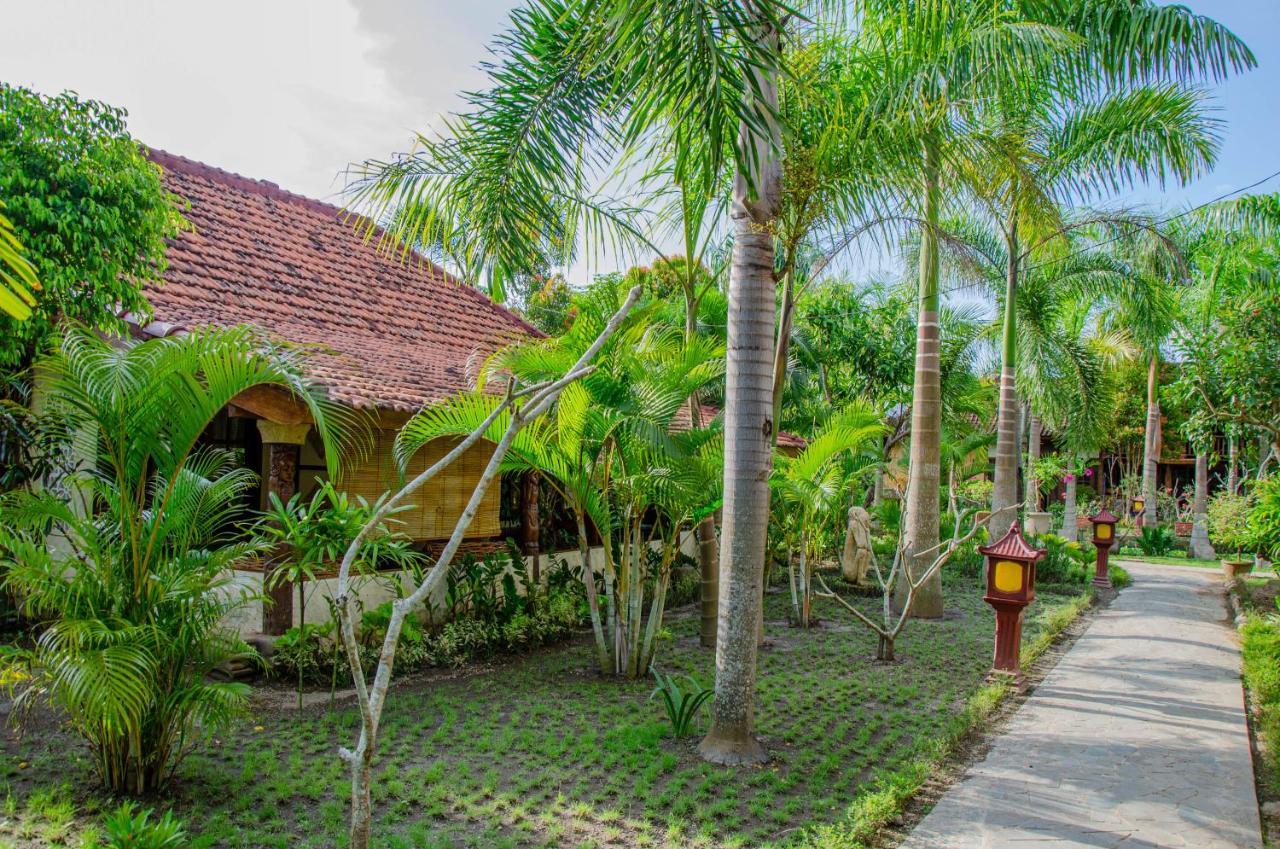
[1031,534,1092,586]
[1248,477,1280,562]
[269,556,587,681]
[0,327,353,794]
[1137,526,1176,557]
[1241,613,1280,791]
[1208,492,1255,559]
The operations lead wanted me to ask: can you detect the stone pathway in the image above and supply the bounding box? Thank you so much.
[901,562,1263,849]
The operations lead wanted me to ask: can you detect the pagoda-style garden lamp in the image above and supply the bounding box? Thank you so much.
[980,524,1045,687]
[1132,496,1145,530]
[1089,508,1118,589]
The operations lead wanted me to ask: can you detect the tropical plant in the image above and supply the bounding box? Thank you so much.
[349,0,798,768]
[1031,533,1092,585]
[771,402,884,627]
[0,202,37,321]
[949,1,1253,539]
[325,286,639,849]
[0,84,184,367]
[1248,476,1280,563]
[1137,525,1176,557]
[103,803,186,849]
[0,326,359,793]
[400,288,724,678]
[262,481,425,633]
[650,669,715,736]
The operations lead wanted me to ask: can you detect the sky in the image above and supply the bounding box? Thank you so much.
[5,0,1280,284]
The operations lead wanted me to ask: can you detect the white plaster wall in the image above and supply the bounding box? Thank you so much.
[222,529,700,636]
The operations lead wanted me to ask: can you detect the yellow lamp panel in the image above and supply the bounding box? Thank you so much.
[993,560,1024,593]
[1096,524,1112,540]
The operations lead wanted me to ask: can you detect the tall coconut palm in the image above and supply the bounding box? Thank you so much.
[0,326,361,794]
[851,0,1080,619]
[968,73,1231,537]
[1096,228,1183,526]
[351,0,798,766]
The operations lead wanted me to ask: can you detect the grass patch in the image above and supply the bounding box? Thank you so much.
[1109,565,1133,589]
[4,576,1096,849]
[1113,551,1218,568]
[1241,611,1280,793]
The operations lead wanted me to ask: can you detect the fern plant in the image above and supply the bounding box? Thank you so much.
[650,669,714,736]
[1137,525,1176,557]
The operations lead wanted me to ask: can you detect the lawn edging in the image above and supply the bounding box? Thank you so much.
[798,583,1109,849]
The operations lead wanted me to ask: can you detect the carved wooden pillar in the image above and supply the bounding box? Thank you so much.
[258,420,310,635]
[520,470,541,588]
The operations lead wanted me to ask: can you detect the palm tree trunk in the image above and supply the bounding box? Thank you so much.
[700,13,779,765]
[990,213,1021,540]
[576,511,610,672]
[1061,454,1079,542]
[1026,414,1042,511]
[1190,451,1215,560]
[685,304,720,649]
[896,137,944,619]
[1142,354,1160,527]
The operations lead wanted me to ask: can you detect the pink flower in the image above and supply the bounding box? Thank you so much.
[1065,473,1076,483]
[1084,468,1094,478]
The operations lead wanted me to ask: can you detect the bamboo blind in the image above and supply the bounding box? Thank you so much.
[343,431,500,541]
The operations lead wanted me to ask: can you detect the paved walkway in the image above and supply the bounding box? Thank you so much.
[901,562,1262,849]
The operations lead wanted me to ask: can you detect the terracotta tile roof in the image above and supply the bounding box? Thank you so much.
[672,403,806,450]
[137,150,540,412]
[978,524,1046,562]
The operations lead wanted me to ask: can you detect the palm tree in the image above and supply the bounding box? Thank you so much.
[852,0,1080,619]
[398,287,725,677]
[0,326,360,794]
[351,0,795,766]
[0,201,37,321]
[770,401,884,627]
[1096,229,1182,527]
[970,72,1233,537]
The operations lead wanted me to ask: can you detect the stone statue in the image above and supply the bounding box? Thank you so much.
[842,505,875,586]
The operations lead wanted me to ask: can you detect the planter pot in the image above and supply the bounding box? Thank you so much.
[1222,559,1253,580]
[1174,521,1193,537]
[1026,511,1053,536]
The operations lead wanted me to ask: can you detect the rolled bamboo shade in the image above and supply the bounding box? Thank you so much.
[344,430,500,541]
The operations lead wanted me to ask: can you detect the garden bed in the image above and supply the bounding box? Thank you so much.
[2,573,1102,849]
[1231,575,1280,846]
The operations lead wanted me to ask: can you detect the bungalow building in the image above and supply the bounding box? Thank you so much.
[134,151,545,635]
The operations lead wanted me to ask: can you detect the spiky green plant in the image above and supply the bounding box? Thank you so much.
[0,326,363,793]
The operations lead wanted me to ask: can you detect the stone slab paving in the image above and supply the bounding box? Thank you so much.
[901,562,1262,849]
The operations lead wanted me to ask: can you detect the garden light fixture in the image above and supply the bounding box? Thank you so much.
[980,523,1045,688]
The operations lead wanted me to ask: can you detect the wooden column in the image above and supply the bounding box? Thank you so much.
[520,470,541,588]
[258,420,310,635]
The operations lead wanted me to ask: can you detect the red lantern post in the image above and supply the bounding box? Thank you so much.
[1089,508,1118,589]
[980,524,1045,688]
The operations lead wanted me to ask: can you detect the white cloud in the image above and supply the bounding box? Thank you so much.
[2,0,516,203]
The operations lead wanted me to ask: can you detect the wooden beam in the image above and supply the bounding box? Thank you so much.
[229,385,312,425]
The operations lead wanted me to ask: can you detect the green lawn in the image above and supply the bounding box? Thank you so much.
[3,574,1093,849]
[1112,551,1220,568]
